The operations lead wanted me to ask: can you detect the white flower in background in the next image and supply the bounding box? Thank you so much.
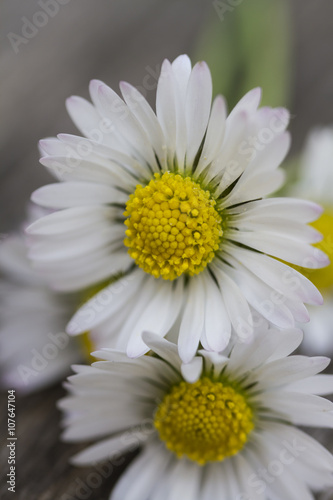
[289,128,333,354]
[60,327,333,500]
[0,233,82,393]
[1,210,134,392]
[27,55,327,362]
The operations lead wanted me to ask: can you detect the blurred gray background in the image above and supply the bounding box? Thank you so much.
[1,1,333,498]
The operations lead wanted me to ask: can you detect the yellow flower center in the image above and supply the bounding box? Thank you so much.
[78,331,96,363]
[154,377,254,465]
[297,209,333,291]
[77,278,120,363]
[124,172,222,280]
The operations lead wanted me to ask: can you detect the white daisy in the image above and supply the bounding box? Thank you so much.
[0,232,82,393]
[0,220,125,393]
[27,55,328,362]
[60,326,333,500]
[288,127,333,354]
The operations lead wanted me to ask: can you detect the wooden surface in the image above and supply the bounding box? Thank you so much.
[1,1,333,498]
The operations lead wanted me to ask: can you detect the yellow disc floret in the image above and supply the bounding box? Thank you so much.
[154,377,254,465]
[78,331,96,364]
[124,172,222,280]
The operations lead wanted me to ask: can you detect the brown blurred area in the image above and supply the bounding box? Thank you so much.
[1,1,333,498]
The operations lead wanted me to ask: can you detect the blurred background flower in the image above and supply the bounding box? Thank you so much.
[285,127,333,355]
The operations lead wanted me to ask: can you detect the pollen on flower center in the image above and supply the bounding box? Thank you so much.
[123,172,222,280]
[154,377,254,465]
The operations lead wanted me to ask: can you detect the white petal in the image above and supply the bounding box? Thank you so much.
[195,95,227,175]
[181,356,203,383]
[229,87,262,117]
[227,325,292,374]
[202,272,231,352]
[65,96,103,139]
[172,55,192,170]
[96,82,158,169]
[274,423,333,471]
[198,350,229,379]
[178,277,205,363]
[39,155,122,186]
[165,460,201,500]
[234,454,265,500]
[262,392,333,427]
[213,110,249,192]
[116,280,161,353]
[126,279,183,358]
[67,270,145,334]
[156,59,177,164]
[263,426,333,491]
[266,328,303,362]
[222,168,285,208]
[57,132,151,184]
[37,251,130,293]
[142,331,182,371]
[287,374,333,395]
[212,263,253,342]
[171,54,192,101]
[225,261,295,328]
[70,430,148,466]
[31,182,126,209]
[185,61,212,167]
[255,355,330,387]
[201,463,230,500]
[26,206,114,235]
[225,244,323,305]
[61,412,144,441]
[39,136,65,156]
[29,225,124,263]
[228,230,329,269]
[110,443,170,500]
[227,197,323,223]
[232,216,322,244]
[119,81,166,168]
[247,131,291,174]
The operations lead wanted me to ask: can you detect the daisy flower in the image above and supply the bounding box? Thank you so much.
[27,55,328,362]
[60,326,333,500]
[288,127,333,354]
